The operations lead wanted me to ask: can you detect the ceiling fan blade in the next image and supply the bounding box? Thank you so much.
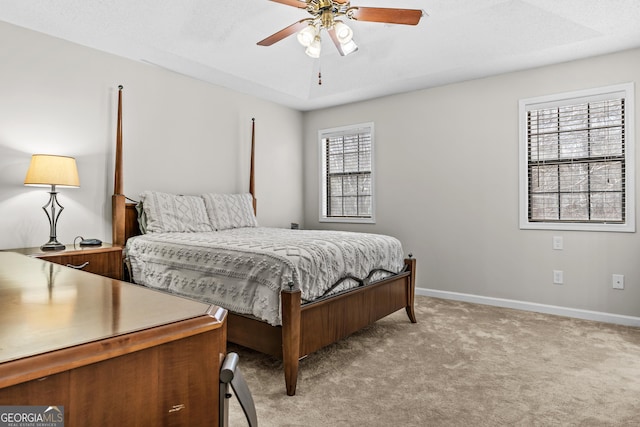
[327,27,346,56]
[348,7,423,25]
[257,19,311,46]
[268,0,308,8]
[327,27,358,56]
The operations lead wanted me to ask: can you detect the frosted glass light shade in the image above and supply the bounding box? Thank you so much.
[297,25,317,47]
[305,36,322,58]
[341,39,358,55]
[334,21,353,44]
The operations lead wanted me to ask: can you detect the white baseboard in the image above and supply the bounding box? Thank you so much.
[416,287,640,327]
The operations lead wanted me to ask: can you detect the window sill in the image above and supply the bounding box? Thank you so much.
[519,220,635,233]
[319,217,376,225]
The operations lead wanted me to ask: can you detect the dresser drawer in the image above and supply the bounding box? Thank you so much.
[44,249,122,279]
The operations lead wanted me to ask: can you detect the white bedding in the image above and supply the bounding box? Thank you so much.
[125,227,405,325]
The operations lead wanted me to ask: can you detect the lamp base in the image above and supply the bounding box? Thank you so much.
[41,240,65,251]
[39,187,66,251]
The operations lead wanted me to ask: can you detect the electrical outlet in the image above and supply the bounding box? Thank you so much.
[553,270,564,284]
[612,274,624,290]
[552,236,563,250]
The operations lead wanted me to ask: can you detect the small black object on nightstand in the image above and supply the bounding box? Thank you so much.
[79,238,102,247]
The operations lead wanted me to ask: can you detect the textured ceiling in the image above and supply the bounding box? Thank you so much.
[1,0,640,111]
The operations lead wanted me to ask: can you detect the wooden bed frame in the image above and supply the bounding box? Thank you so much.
[110,86,417,395]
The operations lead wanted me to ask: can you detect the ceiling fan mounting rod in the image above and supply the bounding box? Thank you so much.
[307,0,350,17]
[321,9,335,29]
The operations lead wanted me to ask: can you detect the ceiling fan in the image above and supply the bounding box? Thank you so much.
[257,0,424,58]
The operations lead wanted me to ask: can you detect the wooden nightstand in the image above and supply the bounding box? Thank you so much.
[9,243,123,280]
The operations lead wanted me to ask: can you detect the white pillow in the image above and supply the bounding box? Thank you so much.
[140,191,213,233]
[202,193,258,230]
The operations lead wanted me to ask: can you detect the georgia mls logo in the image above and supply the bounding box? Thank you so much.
[0,406,64,427]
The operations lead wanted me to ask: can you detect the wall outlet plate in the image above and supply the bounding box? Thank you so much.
[552,236,563,250]
[553,270,564,284]
[612,274,624,290]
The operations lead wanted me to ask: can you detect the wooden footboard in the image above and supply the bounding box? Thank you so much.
[227,257,416,396]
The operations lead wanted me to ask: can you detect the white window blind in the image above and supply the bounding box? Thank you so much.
[519,83,635,232]
[319,123,375,223]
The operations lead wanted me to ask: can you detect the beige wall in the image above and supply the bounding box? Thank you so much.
[303,48,640,319]
[2,19,638,321]
[0,21,303,249]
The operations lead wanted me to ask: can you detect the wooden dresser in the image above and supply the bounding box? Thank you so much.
[0,252,227,426]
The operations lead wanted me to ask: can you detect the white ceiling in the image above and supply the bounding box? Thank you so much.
[1,0,640,111]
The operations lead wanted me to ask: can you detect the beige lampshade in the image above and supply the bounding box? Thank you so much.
[24,154,80,188]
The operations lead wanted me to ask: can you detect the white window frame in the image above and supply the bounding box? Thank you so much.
[319,122,375,224]
[518,83,635,232]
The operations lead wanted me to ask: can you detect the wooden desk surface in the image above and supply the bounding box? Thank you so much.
[0,251,222,365]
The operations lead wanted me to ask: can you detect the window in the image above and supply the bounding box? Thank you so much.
[319,122,375,223]
[519,83,635,232]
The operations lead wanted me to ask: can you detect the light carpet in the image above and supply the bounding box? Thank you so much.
[227,295,640,426]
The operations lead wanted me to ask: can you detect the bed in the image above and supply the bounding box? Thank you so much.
[111,87,416,395]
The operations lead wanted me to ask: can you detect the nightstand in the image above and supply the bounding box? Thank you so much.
[9,243,123,280]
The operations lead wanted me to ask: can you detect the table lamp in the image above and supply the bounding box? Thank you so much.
[24,154,80,251]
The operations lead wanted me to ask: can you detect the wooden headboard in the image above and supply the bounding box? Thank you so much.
[111,85,257,246]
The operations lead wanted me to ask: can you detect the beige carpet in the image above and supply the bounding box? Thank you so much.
[227,296,640,426]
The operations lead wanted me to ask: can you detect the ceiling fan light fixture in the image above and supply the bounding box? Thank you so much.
[297,24,317,47]
[259,1,425,59]
[334,21,353,44]
[305,36,322,58]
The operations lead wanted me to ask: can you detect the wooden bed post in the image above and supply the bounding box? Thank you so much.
[281,287,301,396]
[404,257,417,323]
[250,118,257,215]
[112,85,125,247]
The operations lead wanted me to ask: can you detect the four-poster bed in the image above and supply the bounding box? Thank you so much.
[111,86,417,396]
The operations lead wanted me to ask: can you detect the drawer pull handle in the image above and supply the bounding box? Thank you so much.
[66,261,89,270]
[168,404,185,413]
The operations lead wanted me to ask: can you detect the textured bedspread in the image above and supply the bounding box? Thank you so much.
[125,227,405,325]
